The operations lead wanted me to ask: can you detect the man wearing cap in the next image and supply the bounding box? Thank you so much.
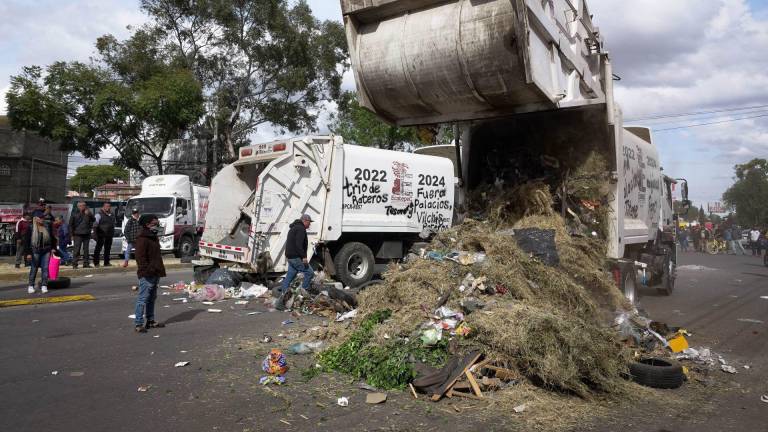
[133,213,166,333]
[122,208,141,267]
[278,214,315,310]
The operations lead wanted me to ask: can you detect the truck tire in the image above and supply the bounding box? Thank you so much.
[334,242,375,288]
[175,235,195,258]
[629,358,684,389]
[657,249,675,296]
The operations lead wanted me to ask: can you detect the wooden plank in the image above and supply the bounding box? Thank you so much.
[430,352,483,402]
[450,390,484,400]
[464,371,484,398]
[408,383,418,399]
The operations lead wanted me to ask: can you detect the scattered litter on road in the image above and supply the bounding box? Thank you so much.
[513,403,528,413]
[335,309,357,322]
[51,371,58,375]
[128,314,136,319]
[69,371,85,377]
[172,298,186,301]
[281,319,295,326]
[761,395,768,404]
[260,349,288,385]
[247,312,261,315]
[288,341,324,354]
[261,335,273,343]
[366,393,387,404]
[299,414,309,420]
[721,365,737,374]
[279,420,291,426]
[761,296,768,300]
[743,365,750,370]
[358,383,377,392]
[32,319,39,323]
[174,361,190,367]
[163,305,170,308]
[161,292,170,296]
[180,350,188,353]
[337,397,349,407]
[84,275,93,278]
[137,385,151,392]
[230,283,269,299]
[207,309,222,313]
[202,301,214,305]
[676,265,716,271]
[234,300,248,305]
[153,335,160,338]
[737,318,764,324]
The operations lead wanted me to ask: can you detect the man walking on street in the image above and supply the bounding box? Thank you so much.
[133,214,166,333]
[123,208,140,268]
[731,227,746,255]
[724,227,733,254]
[749,226,761,256]
[14,213,31,268]
[69,201,94,269]
[277,214,314,310]
[93,202,116,267]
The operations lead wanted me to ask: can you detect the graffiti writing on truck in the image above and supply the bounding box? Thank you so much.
[342,176,389,210]
[390,161,413,205]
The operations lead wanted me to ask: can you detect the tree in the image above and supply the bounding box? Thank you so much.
[329,92,420,150]
[5,56,204,176]
[723,158,768,226]
[698,205,706,223]
[69,165,129,195]
[139,0,349,172]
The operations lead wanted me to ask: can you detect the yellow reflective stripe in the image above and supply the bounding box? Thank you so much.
[0,294,96,308]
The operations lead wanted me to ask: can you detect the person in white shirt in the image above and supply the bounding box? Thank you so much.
[749,227,761,256]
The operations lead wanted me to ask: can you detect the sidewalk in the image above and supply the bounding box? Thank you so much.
[0,256,190,283]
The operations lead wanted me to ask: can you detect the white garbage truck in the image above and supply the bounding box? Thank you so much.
[126,175,209,258]
[337,0,690,301]
[196,138,456,287]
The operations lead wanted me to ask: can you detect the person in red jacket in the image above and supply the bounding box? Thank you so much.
[14,213,31,268]
[132,214,166,333]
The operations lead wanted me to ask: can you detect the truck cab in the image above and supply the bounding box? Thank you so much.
[126,175,209,258]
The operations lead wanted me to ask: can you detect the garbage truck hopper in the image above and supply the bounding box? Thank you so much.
[340,0,607,126]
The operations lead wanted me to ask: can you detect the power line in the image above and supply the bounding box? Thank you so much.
[653,113,768,132]
[637,108,768,126]
[626,103,768,122]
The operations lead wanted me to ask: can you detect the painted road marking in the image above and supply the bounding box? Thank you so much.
[0,295,96,308]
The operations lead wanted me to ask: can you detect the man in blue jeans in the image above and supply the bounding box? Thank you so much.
[277,214,314,310]
[133,214,166,333]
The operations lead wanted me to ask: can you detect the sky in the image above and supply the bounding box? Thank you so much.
[1,0,767,208]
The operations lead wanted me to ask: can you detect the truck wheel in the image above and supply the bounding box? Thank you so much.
[657,250,675,296]
[629,357,684,389]
[334,242,375,288]
[619,265,637,305]
[175,236,195,258]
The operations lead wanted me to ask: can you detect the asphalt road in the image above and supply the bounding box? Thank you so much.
[0,251,766,432]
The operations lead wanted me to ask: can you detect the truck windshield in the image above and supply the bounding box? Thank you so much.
[127,197,175,218]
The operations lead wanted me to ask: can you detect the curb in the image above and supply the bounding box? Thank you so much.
[0,262,191,283]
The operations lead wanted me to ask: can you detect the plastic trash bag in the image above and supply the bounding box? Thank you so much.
[191,284,225,301]
[512,228,560,266]
[205,268,243,288]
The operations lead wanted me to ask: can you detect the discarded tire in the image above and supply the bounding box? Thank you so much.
[47,277,71,290]
[629,357,684,389]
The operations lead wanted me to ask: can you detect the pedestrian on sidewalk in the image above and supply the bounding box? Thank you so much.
[731,227,746,255]
[277,214,314,311]
[122,208,140,268]
[724,227,733,254]
[93,202,116,267]
[54,215,72,265]
[23,216,55,294]
[133,214,166,333]
[14,213,31,268]
[69,201,94,269]
[749,227,761,256]
[679,228,689,252]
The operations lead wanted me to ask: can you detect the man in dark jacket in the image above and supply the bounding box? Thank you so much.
[69,201,95,269]
[277,214,314,309]
[122,208,140,267]
[133,214,166,333]
[93,202,116,267]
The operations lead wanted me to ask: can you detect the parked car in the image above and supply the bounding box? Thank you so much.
[67,227,124,260]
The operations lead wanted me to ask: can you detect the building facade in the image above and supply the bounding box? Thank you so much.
[0,116,68,203]
[93,183,141,201]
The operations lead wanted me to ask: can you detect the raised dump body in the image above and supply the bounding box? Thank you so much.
[341,0,688,301]
[341,0,606,125]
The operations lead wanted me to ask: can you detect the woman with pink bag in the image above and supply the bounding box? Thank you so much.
[23,216,56,294]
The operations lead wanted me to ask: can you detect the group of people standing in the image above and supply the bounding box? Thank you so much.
[678,224,764,256]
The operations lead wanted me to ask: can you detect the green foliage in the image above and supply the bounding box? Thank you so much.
[329,92,420,150]
[69,165,129,194]
[5,52,203,176]
[140,0,349,165]
[316,310,449,390]
[723,158,768,226]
